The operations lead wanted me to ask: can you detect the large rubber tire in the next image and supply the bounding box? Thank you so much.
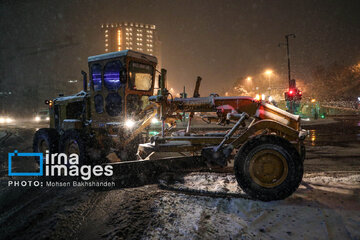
[234,135,303,201]
[300,144,306,162]
[33,128,59,155]
[59,129,88,165]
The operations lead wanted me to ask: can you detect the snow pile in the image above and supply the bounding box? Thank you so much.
[143,172,360,239]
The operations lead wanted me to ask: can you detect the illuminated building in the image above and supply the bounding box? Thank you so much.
[101,22,161,68]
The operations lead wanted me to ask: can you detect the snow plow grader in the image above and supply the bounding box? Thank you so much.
[33,50,307,201]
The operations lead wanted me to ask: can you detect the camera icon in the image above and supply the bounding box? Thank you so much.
[8,150,43,176]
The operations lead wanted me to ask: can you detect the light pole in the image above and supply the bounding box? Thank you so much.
[285,34,295,84]
[280,34,297,113]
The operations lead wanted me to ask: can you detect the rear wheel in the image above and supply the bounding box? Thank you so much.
[33,128,59,155]
[59,129,87,165]
[234,135,303,201]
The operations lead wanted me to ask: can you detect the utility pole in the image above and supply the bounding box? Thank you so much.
[285,34,296,87]
[280,34,302,114]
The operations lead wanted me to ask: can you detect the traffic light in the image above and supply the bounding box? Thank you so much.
[285,89,295,101]
[285,88,302,101]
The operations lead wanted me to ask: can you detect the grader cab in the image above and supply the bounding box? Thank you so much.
[33,50,307,201]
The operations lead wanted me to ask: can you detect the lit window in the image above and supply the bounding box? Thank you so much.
[105,48,108,52]
[91,64,102,91]
[104,61,124,91]
[105,39,108,42]
[117,30,121,45]
[105,30,108,33]
[105,44,108,47]
[105,34,109,37]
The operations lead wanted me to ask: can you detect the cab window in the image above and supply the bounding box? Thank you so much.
[128,62,153,91]
[104,61,123,91]
[91,64,102,91]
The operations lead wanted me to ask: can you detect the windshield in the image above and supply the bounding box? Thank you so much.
[128,62,154,91]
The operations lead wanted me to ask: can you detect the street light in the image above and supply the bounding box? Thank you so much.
[246,76,252,91]
[265,70,273,75]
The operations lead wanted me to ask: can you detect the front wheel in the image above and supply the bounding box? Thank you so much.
[33,128,59,167]
[234,135,303,201]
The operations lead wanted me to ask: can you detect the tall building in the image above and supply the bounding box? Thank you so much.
[101,22,161,68]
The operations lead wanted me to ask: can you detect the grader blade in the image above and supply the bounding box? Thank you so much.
[106,156,209,188]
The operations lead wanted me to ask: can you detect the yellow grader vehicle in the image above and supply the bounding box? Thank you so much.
[33,50,307,201]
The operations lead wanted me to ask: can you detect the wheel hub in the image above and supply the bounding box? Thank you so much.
[249,149,288,188]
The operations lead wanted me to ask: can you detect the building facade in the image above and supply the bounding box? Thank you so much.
[101,22,161,68]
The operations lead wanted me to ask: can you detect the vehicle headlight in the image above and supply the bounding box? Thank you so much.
[46,117,50,121]
[151,117,159,124]
[125,119,136,128]
[0,117,5,123]
[35,116,41,121]
[5,117,13,123]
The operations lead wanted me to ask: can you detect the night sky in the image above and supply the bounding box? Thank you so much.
[1,0,360,96]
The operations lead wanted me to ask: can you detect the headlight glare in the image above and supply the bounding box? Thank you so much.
[5,117,13,123]
[151,117,159,124]
[125,119,136,128]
